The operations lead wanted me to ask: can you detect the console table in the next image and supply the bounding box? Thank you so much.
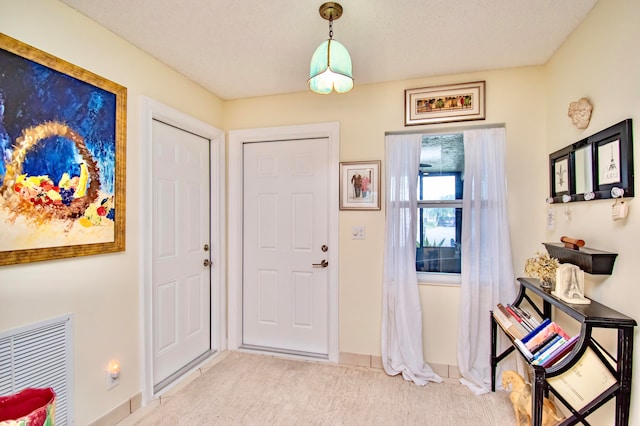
[490,277,636,425]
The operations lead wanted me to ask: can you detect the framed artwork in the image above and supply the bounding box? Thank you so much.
[597,139,621,185]
[339,161,381,210]
[554,157,570,194]
[0,33,127,266]
[549,153,571,202]
[404,81,485,126]
[548,119,633,202]
[593,119,633,196]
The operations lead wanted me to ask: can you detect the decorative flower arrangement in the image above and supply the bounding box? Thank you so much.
[524,251,560,285]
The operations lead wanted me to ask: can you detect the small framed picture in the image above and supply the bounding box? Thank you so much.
[591,118,633,197]
[554,157,570,194]
[339,161,381,210]
[597,139,621,185]
[404,81,485,126]
[549,152,571,202]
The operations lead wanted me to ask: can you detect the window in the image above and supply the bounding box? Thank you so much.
[416,133,464,275]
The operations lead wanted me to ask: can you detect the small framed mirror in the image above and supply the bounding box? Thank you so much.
[573,143,593,195]
[549,119,633,202]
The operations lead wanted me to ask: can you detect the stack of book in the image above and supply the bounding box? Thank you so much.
[514,319,579,368]
[493,303,579,368]
[492,303,540,340]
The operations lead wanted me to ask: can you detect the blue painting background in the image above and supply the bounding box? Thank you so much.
[0,47,116,194]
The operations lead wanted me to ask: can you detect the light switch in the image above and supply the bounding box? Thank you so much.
[351,226,365,240]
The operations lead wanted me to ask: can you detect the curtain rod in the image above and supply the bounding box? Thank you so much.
[385,122,505,136]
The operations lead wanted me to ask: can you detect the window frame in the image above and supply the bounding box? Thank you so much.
[416,136,464,284]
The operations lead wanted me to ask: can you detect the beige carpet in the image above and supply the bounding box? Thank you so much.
[132,352,516,425]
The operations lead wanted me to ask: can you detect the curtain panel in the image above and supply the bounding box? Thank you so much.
[457,127,518,394]
[382,133,442,386]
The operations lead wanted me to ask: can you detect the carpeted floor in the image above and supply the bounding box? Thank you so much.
[129,352,516,425]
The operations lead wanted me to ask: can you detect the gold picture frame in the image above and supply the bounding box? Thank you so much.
[404,81,486,126]
[339,161,381,210]
[0,34,127,266]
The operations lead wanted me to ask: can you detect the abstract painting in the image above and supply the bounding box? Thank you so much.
[0,34,126,265]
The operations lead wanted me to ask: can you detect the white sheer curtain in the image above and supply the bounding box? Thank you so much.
[457,127,517,394]
[382,134,443,386]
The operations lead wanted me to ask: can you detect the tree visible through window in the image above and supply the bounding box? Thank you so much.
[416,133,463,274]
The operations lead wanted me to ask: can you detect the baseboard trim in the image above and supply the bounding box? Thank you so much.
[88,392,142,426]
[338,352,460,379]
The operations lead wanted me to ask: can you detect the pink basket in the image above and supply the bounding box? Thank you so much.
[0,388,56,426]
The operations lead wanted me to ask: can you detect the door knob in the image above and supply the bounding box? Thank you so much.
[203,259,210,267]
[312,259,328,268]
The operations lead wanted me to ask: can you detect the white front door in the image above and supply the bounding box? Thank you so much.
[151,119,211,388]
[242,138,330,355]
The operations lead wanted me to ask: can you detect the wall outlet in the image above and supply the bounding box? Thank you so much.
[106,372,120,390]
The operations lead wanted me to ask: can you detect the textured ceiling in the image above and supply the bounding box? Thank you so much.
[59,0,598,100]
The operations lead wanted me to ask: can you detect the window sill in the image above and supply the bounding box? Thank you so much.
[417,272,461,286]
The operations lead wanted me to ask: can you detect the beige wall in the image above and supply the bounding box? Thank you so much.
[224,67,548,364]
[0,1,223,424]
[544,0,640,424]
[1,0,638,425]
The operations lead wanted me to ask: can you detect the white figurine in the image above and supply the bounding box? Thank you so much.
[553,264,591,304]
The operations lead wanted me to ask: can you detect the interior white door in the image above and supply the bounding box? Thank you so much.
[243,138,329,355]
[151,119,211,386]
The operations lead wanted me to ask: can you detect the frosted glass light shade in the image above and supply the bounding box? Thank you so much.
[308,39,354,94]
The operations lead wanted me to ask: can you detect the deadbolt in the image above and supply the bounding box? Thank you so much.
[204,244,209,252]
[321,245,328,252]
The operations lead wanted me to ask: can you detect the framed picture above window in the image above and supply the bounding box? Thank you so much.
[339,161,381,210]
[404,81,486,126]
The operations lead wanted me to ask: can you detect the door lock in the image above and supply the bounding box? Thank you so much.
[203,259,211,267]
[312,259,329,268]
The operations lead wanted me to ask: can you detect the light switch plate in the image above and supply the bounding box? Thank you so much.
[351,226,365,240]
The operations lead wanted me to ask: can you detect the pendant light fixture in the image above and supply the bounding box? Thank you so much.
[308,2,354,94]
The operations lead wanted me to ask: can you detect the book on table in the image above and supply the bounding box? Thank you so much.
[546,347,616,410]
[496,303,528,338]
[497,303,530,336]
[531,335,569,365]
[492,307,525,340]
[539,334,580,368]
[524,321,570,350]
[506,304,535,332]
[514,320,570,361]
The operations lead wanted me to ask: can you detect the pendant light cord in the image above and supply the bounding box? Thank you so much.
[329,17,333,39]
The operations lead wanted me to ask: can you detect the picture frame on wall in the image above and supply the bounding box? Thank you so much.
[0,33,127,266]
[554,157,570,194]
[548,119,633,202]
[404,81,486,126]
[592,119,633,197]
[339,161,381,210]
[597,139,621,185]
[549,153,571,201]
